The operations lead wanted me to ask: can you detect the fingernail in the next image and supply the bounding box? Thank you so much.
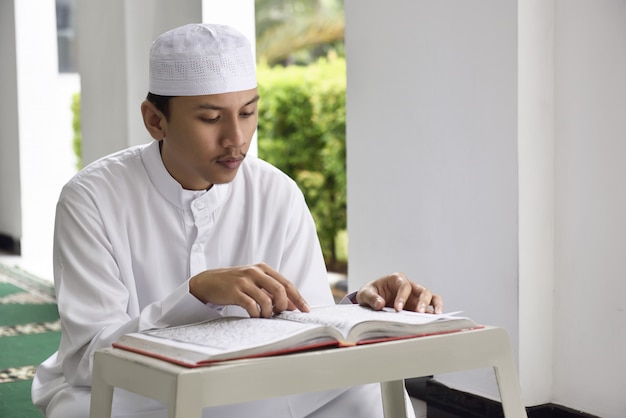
[418,303,426,313]
[397,301,404,311]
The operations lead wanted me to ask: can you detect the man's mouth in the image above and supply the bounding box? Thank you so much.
[216,155,245,169]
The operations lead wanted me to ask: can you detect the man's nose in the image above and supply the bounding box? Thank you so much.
[220,118,246,148]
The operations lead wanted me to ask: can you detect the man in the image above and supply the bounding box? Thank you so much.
[32,23,442,417]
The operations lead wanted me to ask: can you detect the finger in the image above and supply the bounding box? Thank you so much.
[234,292,264,318]
[391,279,413,312]
[431,293,444,314]
[259,284,297,314]
[260,288,288,315]
[356,284,386,311]
[223,266,274,317]
[280,280,310,312]
[255,278,289,314]
[239,286,274,318]
[415,286,433,313]
[257,264,311,313]
[285,299,298,311]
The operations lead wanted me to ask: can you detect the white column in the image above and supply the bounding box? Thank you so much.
[13,0,60,276]
[552,2,626,416]
[345,0,518,401]
[77,0,201,165]
[518,0,555,406]
[201,0,257,155]
[202,0,255,46]
[0,0,21,249]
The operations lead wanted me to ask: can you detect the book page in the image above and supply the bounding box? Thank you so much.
[277,305,442,334]
[143,316,328,355]
[116,306,475,366]
[276,304,472,342]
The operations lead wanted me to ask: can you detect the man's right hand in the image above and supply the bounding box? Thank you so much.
[188,263,311,318]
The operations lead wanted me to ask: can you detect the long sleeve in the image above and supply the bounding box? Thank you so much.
[53,181,220,387]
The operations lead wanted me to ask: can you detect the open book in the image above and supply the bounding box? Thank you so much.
[112,304,480,368]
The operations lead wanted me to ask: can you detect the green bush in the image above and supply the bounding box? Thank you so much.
[257,57,347,271]
[71,92,82,170]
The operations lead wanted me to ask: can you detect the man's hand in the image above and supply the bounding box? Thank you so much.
[356,272,443,314]
[189,263,310,318]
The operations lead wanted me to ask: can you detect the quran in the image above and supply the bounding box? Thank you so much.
[112,304,480,368]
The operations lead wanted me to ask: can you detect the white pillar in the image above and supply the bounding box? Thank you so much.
[518,0,555,406]
[77,0,201,165]
[12,0,59,277]
[345,0,519,401]
[202,0,257,155]
[202,0,256,46]
[77,0,257,166]
[552,2,626,416]
[0,0,22,251]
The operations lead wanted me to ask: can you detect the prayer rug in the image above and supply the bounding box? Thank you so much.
[0,263,60,417]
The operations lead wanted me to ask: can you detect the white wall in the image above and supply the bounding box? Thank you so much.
[553,1,626,416]
[345,0,519,401]
[346,1,626,416]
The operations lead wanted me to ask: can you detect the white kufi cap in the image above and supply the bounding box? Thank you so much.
[149,23,257,96]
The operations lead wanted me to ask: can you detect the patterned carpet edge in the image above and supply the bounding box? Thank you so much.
[0,262,59,385]
[0,263,55,303]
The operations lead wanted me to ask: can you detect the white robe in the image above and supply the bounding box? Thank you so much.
[32,140,413,417]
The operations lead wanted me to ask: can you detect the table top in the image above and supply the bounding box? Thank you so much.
[91,325,526,417]
[96,325,503,381]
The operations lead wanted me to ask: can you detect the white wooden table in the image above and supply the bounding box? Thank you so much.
[90,326,527,418]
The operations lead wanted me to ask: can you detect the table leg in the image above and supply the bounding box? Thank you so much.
[168,379,205,418]
[491,328,528,418]
[90,352,114,418]
[493,363,528,418]
[380,380,408,418]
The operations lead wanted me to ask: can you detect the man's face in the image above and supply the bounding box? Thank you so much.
[159,88,259,190]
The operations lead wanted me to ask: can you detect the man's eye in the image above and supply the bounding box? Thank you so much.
[240,111,255,118]
[200,116,220,123]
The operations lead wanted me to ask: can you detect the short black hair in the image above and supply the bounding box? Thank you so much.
[146,92,174,119]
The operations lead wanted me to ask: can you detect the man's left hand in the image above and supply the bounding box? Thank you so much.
[355,272,443,314]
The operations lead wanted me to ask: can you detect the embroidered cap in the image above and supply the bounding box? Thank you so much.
[149,23,257,96]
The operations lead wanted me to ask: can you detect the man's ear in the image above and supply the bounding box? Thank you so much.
[141,100,167,140]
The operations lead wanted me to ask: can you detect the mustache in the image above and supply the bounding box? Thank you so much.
[215,152,247,162]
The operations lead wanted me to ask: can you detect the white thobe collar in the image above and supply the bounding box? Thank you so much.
[140,140,232,211]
